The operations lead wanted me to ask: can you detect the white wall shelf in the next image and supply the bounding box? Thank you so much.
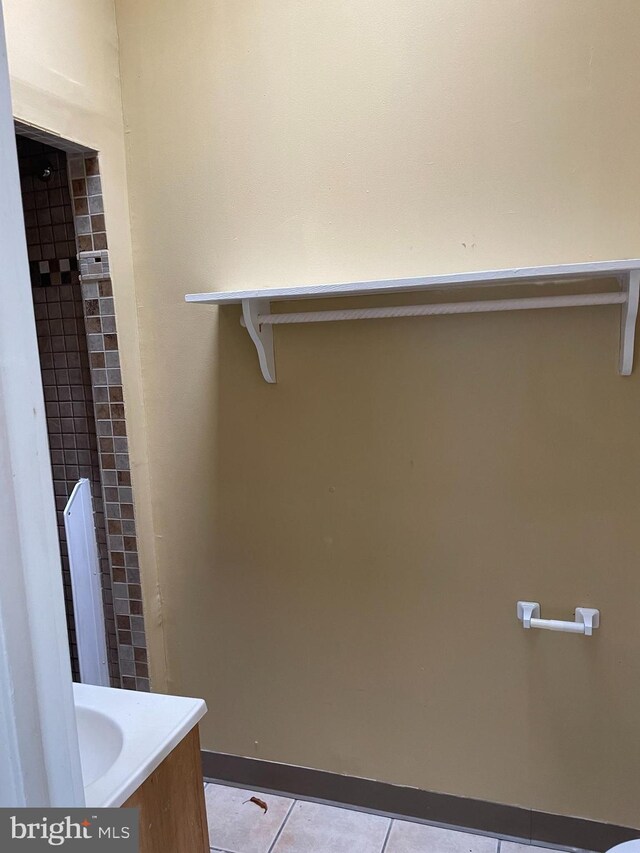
[185,260,640,383]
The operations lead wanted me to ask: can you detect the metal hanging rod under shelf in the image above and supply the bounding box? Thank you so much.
[186,260,640,383]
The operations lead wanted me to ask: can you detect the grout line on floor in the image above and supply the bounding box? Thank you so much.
[497,839,501,853]
[266,798,296,853]
[380,817,394,853]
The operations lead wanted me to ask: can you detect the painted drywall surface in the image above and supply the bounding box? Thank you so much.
[78,0,640,825]
[112,0,640,826]
[2,0,166,690]
[116,0,640,286]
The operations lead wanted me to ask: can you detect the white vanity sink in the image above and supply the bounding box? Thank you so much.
[73,683,207,807]
[76,705,124,787]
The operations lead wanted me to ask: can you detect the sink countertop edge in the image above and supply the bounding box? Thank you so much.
[73,683,207,808]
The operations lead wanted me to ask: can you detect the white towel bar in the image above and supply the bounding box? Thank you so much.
[254,292,626,325]
[516,601,600,636]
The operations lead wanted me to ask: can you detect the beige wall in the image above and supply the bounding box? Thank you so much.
[112,0,640,826]
[7,0,640,828]
[113,0,640,826]
[3,0,167,689]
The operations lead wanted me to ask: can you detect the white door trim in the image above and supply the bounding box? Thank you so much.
[0,1,84,806]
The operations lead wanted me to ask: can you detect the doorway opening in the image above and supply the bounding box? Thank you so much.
[15,123,149,691]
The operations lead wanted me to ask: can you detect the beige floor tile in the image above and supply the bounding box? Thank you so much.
[385,820,499,853]
[204,783,293,853]
[272,801,389,853]
[502,844,566,853]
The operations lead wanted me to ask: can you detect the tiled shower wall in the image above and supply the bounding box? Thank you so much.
[67,153,149,691]
[17,135,119,685]
[17,131,150,691]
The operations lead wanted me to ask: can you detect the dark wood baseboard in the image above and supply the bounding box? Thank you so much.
[201,750,639,852]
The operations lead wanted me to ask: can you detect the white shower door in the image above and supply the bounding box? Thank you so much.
[63,478,110,687]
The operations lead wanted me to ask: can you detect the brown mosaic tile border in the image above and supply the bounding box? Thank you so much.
[67,153,150,692]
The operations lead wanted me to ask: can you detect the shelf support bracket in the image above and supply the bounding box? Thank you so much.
[619,269,640,375]
[242,299,276,383]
